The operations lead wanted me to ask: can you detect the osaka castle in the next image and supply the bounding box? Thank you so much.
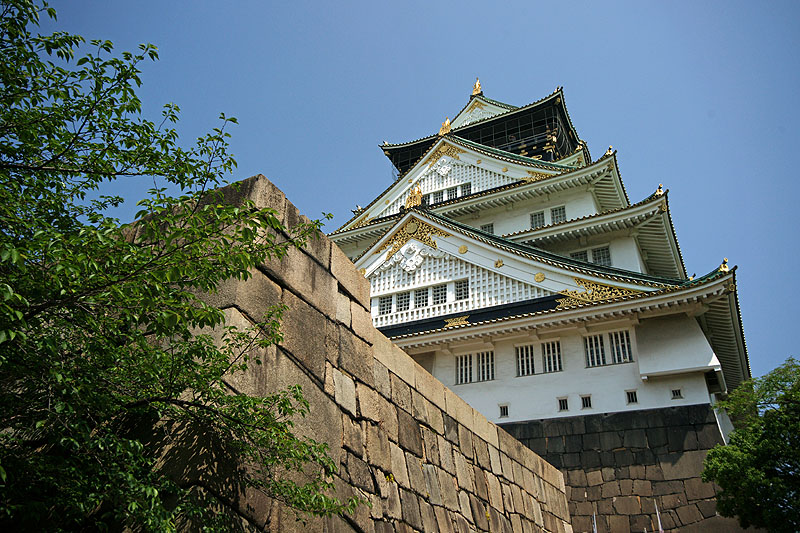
[329,81,751,528]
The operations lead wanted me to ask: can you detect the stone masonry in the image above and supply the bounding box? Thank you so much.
[501,405,748,532]
[169,175,573,532]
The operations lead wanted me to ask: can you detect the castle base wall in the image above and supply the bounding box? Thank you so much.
[501,405,748,532]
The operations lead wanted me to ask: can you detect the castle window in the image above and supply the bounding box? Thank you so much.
[530,211,545,229]
[558,397,569,411]
[378,295,392,315]
[516,344,536,376]
[454,279,469,301]
[455,354,472,385]
[570,250,588,262]
[592,246,611,266]
[626,390,638,404]
[396,291,410,312]
[542,340,563,373]
[581,395,592,409]
[432,190,444,204]
[671,388,683,400]
[475,351,495,381]
[447,186,459,201]
[551,205,566,224]
[480,223,494,234]
[415,288,428,308]
[499,404,509,418]
[432,284,447,305]
[609,330,633,363]
[584,334,607,367]
[461,182,472,196]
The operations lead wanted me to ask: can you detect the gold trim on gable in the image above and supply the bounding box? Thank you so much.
[556,277,643,309]
[375,217,451,260]
[444,315,470,328]
[423,142,467,167]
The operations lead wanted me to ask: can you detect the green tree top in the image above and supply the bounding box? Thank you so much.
[0,1,357,530]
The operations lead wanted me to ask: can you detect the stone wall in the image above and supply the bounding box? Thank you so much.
[501,405,747,532]
[179,175,573,532]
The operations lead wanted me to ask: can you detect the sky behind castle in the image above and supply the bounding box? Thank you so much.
[43,1,800,379]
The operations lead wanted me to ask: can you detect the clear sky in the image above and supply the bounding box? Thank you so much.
[42,1,800,379]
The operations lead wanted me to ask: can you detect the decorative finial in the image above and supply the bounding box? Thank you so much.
[719,258,729,273]
[656,184,664,196]
[605,145,614,156]
[383,140,388,145]
[405,186,423,209]
[472,77,482,96]
[438,117,451,136]
[351,204,363,215]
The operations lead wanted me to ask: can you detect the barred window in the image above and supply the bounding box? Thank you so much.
[499,405,509,418]
[378,295,392,315]
[516,344,535,376]
[432,190,444,204]
[592,246,611,266]
[551,206,566,224]
[480,223,494,234]
[456,354,472,385]
[570,250,588,262]
[415,288,428,308]
[396,291,410,312]
[626,390,638,404]
[558,397,569,411]
[454,279,469,301]
[432,284,447,305]
[671,388,683,399]
[609,330,632,363]
[461,182,472,196]
[542,341,563,373]
[475,351,495,382]
[584,334,606,367]
[447,186,459,201]
[530,211,545,229]
[581,395,592,409]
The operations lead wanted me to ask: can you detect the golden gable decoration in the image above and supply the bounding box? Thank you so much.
[556,277,644,309]
[375,217,451,260]
[444,315,470,328]
[423,142,467,167]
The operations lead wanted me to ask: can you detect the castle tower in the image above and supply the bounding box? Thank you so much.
[329,84,749,531]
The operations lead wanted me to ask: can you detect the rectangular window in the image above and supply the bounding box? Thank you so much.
[609,330,632,363]
[581,395,592,409]
[455,354,472,385]
[584,334,606,367]
[454,279,469,301]
[414,288,428,308]
[432,190,444,204]
[447,186,459,200]
[480,223,495,234]
[551,206,566,224]
[541,341,563,373]
[626,390,638,404]
[378,295,392,315]
[570,250,588,262]
[461,182,472,196]
[475,351,495,382]
[558,397,569,411]
[499,405,509,418]
[530,211,545,229]
[671,388,683,399]
[396,291,410,312]
[592,246,611,266]
[432,284,447,305]
[516,344,536,376]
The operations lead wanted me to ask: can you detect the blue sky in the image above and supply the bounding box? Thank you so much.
[43,1,800,378]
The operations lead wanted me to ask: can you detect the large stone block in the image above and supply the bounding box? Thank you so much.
[659,450,708,481]
[397,408,423,457]
[357,383,398,442]
[330,242,370,310]
[390,372,412,413]
[278,289,328,381]
[365,422,391,472]
[337,325,374,387]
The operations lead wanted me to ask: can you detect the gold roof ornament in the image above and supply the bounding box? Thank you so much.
[438,117,451,136]
[472,77,482,96]
[605,145,614,156]
[405,186,423,209]
[656,184,664,196]
[719,258,729,273]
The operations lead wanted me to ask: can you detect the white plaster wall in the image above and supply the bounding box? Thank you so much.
[608,237,645,272]
[452,190,597,237]
[636,315,718,377]
[428,324,712,424]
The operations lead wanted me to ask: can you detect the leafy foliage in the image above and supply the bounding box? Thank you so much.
[0,1,357,530]
[702,357,800,532]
